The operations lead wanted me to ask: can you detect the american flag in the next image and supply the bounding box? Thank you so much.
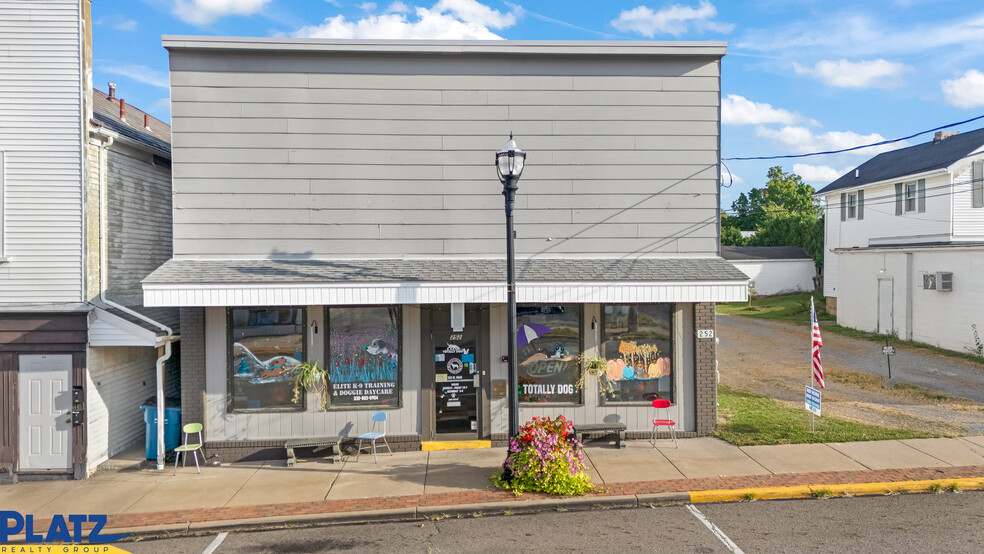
[811,297,825,389]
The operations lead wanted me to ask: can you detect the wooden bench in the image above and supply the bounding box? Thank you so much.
[572,423,627,448]
[285,436,342,466]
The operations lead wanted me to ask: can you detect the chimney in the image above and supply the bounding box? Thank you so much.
[935,131,959,142]
[144,114,150,130]
[119,98,126,121]
[107,82,116,99]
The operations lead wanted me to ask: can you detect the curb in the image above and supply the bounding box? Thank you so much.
[689,477,984,503]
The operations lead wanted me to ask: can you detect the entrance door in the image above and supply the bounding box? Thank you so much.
[429,306,482,439]
[878,279,893,335]
[19,355,73,470]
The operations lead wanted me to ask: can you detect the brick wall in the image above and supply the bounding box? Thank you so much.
[179,308,206,431]
[694,302,717,435]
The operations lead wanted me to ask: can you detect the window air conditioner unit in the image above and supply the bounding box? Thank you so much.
[936,271,953,292]
[922,273,936,290]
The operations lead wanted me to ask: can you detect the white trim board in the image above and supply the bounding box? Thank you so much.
[143,280,748,307]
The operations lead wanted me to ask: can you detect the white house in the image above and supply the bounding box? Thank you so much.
[0,0,177,481]
[817,129,984,352]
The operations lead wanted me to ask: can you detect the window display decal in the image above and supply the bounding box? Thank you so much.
[329,307,401,407]
[517,305,582,404]
[228,308,305,411]
[601,304,673,403]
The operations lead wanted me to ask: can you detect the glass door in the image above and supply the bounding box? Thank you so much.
[434,324,479,436]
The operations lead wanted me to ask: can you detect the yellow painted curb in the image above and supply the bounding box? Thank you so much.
[689,477,984,503]
[421,440,492,451]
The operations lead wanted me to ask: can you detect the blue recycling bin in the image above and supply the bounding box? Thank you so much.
[141,404,181,460]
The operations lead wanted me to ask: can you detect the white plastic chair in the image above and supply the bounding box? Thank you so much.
[356,411,392,463]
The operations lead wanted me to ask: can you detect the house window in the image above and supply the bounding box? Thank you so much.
[847,193,857,219]
[600,304,673,404]
[327,306,401,408]
[516,304,582,404]
[905,183,917,212]
[228,308,305,411]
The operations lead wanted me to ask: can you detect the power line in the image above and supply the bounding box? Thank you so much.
[723,114,984,161]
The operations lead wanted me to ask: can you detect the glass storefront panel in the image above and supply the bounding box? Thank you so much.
[228,307,305,411]
[328,306,401,408]
[516,304,582,404]
[600,304,673,404]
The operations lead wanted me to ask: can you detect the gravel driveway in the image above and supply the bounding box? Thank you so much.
[716,314,984,435]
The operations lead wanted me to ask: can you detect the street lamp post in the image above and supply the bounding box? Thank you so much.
[496,134,525,440]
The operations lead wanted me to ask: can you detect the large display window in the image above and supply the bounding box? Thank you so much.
[516,304,582,404]
[228,307,305,411]
[327,306,401,408]
[600,304,673,404]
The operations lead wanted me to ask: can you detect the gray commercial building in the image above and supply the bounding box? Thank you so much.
[145,37,746,460]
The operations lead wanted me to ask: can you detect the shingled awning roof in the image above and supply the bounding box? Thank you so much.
[142,257,749,307]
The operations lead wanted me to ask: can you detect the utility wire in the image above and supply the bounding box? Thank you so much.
[723,114,984,161]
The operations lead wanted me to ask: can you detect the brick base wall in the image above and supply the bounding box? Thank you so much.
[694,302,717,435]
[204,434,423,463]
[826,296,837,316]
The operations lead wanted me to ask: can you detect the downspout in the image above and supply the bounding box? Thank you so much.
[94,127,179,470]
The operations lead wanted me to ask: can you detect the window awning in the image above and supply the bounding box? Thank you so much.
[143,258,749,307]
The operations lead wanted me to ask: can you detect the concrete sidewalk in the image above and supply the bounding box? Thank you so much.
[3,436,984,539]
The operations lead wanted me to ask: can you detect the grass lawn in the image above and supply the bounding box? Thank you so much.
[716,291,834,323]
[715,385,936,446]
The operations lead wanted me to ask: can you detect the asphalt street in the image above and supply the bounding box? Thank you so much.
[120,491,984,553]
[717,314,984,403]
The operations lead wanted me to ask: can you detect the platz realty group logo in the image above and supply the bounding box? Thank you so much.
[2,511,131,553]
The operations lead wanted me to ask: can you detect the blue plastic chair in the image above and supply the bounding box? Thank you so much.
[356,412,392,463]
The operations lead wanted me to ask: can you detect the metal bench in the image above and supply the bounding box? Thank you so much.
[572,423,627,448]
[285,436,342,466]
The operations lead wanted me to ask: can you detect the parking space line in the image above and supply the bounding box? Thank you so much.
[202,532,229,554]
[686,504,743,553]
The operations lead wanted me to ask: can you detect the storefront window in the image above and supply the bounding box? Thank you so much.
[228,307,305,411]
[517,304,582,404]
[328,306,401,408]
[601,304,673,404]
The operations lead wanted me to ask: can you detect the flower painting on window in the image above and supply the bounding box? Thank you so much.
[328,307,401,408]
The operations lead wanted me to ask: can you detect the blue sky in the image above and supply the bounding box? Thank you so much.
[93,1,984,209]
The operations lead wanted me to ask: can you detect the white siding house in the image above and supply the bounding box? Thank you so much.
[0,0,177,481]
[818,129,984,352]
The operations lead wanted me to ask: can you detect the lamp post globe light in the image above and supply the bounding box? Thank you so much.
[496,134,525,440]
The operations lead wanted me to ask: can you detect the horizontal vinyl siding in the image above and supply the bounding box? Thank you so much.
[105,145,173,306]
[169,50,721,259]
[86,346,159,469]
[951,163,984,238]
[0,1,83,303]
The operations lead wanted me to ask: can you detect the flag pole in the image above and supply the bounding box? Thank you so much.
[811,297,816,433]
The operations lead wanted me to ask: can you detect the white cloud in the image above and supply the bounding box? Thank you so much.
[722,95,818,126]
[359,2,377,10]
[173,0,274,26]
[756,126,897,156]
[102,63,170,89]
[941,69,984,108]
[96,14,138,31]
[386,1,410,12]
[737,12,984,59]
[293,0,518,40]
[792,163,853,184]
[611,1,733,37]
[793,59,909,89]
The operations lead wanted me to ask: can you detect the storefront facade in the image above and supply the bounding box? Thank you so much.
[145,38,746,460]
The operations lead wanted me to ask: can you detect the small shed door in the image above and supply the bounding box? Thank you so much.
[19,355,73,470]
[877,280,894,335]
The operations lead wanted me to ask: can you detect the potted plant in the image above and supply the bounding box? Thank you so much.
[291,361,330,411]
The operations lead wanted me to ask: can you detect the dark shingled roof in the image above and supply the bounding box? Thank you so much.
[143,258,748,285]
[721,246,812,261]
[816,127,984,195]
[92,88,171,155]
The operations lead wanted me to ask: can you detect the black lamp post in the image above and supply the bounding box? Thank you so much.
[496,134,525,440]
